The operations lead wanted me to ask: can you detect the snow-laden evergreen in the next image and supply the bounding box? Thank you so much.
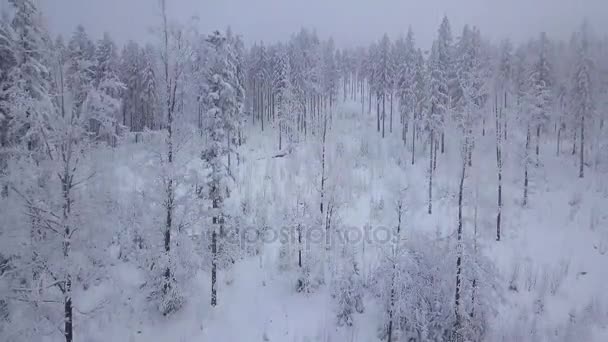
[1,1,608,341]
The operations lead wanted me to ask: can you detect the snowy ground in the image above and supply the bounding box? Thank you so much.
[71,101,607,342]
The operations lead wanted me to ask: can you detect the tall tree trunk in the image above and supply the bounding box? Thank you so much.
[504,91,508,140]
[471,183,479,318]
[411,123,416,165]
[210,225,217,306]
[361,79,365,115]
[572,126,577,155]
[535,124,541,166]
[376,93,380,132]
[389,92,393,133]
[62,174,73,342]
[368,86,372,115]
[433,136,438,171]
[260,84,264,132]
[428,131,434,215]
[579,115,585,178]
[523,124,530,206]
[496,106,503,241]
[557,122,562,156]
[161,0,174,301]
[320,112,327,215]
[468,133,473,167]
[454,146,466,334]
[382,94,386,138]
[297,223,302,268]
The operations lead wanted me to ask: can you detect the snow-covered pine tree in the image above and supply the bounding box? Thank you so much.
[436,15,454,154]
[426,41,445,214]
[204,29,239,307]
[119,40,142,129]
[66,25,95,119]
[322,38,338,114]
[0,10,18,198]
[89,32,123,143]
[411,48,427,166]
[272,44,294,151]
[150,0,192,315]
[569,23,594,178]
[140,44,159,131]
[395,27,417,146]
[528,32,553,167]
[376,34,392,138]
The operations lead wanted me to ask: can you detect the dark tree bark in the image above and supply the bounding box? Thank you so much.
[411,123,416,165]
[535,124,541,166]
[496,105,503,241]
[211,225,217,306]
[368,87,372,115]
[579,115,584,178]
[428,131,434,215]
[572,127,577,155]
[376,93,380,132]
[62,173,73,342]
[454,145,467,333]
[389,92,393,133]
[523,124,530,206]
[382,93,386,138]
[504,91,508,140]
[557,122,562,156]
[320,112,327,215]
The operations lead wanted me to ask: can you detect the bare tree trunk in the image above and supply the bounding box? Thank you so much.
[368,86,372,115]
[471,182,479,318]
[535,124,541,166]
[579,115,585,178]
[376,93,380,132]
[320,112,327,215]
[572,126,577,155]
[361,79,365,115]
[382,94,386,138]
[161,0,175,300]
[297,223,302,268]
[454,146,466,334]
[433,136,438,171]
[504,91,508,140]
[523,124,530,206]
[260,84,264,132]
[496,106,503,241]
[62,172,73,342]
[557,121,562,156]
[211,223,217,306]
[389,92,393,133]
[468,134,473,167]
[428,131,434,215]
[411,122,416,165]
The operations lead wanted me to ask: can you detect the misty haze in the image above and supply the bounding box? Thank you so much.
[1,0,607,341]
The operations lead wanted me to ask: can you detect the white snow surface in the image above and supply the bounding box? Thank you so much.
[33,101,608,341]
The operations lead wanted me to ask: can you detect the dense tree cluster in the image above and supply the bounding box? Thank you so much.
[1,1,607,342]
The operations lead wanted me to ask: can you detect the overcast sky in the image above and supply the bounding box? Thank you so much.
[29,0,608,48]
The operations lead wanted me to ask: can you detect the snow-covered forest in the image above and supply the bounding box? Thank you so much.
[1,0,607,341]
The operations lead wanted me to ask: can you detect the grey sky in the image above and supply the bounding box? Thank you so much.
[34,0,608,48]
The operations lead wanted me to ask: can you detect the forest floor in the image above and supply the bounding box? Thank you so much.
[79,101,607,342]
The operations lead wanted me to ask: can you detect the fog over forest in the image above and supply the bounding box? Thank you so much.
[1,1,608,341]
